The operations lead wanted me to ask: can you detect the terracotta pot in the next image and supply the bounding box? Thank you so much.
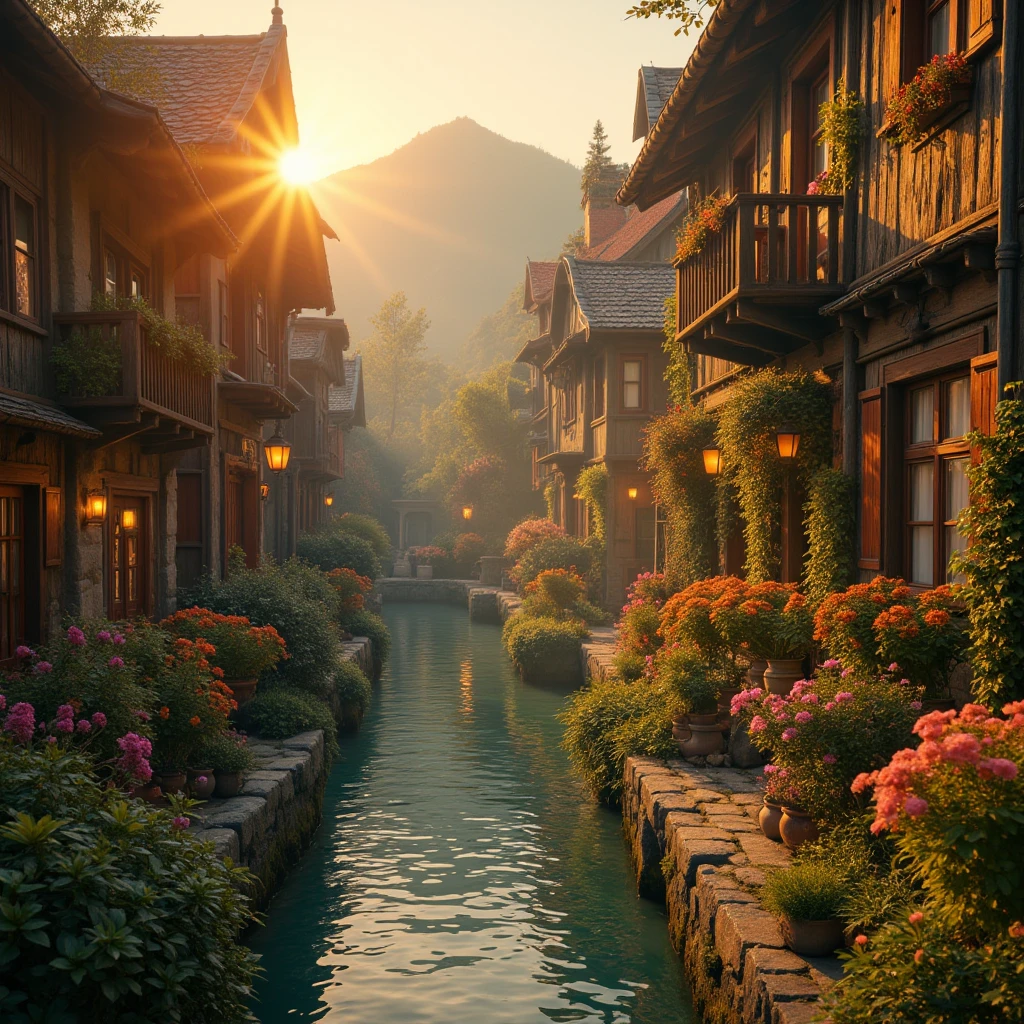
[921,697,956,713]
[225,678,258,707]
[779,806,820,851]
[758,796,783,841]
[187,769,216,800]
[157,769,187,795]
[765,658,805,696]
[780,916,846,957]
[133,781,164,804]
[416,565,433,580]
[717,687,740,733]
[214,771,244,799]
[747,659,767,690]
[673,712,726,758]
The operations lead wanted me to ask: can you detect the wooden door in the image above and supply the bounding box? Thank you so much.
[0,486,25,661]
[225,471,259,569]
[110,496,146,620]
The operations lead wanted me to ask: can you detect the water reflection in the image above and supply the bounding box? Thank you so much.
[248,604,693,1024]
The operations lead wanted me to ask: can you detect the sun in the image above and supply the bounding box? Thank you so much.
[279,147,316,186]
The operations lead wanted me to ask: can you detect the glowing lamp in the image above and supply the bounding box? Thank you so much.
[324,494,334,507]
[121,508,137,530]
[260,482,270,500]
[462,505,474,521]
[264,429,291,473]
[702,447,723,476]
[85,491,107,524]
[775,425,801,462]
[627,487,638,500]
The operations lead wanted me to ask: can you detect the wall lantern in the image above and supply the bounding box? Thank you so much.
[702,447,724,476]
[627,487,638,500]
[85,490,107,524]
[324,494,334,507]
[775,425,801,462]
[462,505,474,521]
[121,508,137,531]
[260,482,270,501]
[264,422,291,473]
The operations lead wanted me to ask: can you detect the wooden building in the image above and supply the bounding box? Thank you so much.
[326,354,366,501]
[617,0,1012,588]
[0,0,237,656]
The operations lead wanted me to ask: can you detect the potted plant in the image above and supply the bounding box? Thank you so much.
[760,861,848,956]
[411,545,446,579]
[757,764,797,841]
[659,651,725,758]
[187,768,216,800]
[160,607,287,706]
[201,730,256,798]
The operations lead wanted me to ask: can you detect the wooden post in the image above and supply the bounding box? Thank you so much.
[842,326,858,475]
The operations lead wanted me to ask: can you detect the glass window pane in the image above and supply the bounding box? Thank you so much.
[909,461,934,521]
[910,386,934,443]
[911,526,934,585]
[14,195,33,252]
[623,382,641,408]
[104,251,118,297]
[944,456,969,522]
[946,526,967,583]
[623,360,641,383]
[15,251,31,316]
[929,1,951,58]
[943,377,970,439]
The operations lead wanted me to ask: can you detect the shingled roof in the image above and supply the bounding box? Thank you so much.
[524,260,558,311]
[287,316,349,383]
[328,356,365,429]
[633,66,683,141]
[565,258,675,331]
[583,192,685,262]
[0,393,100,438]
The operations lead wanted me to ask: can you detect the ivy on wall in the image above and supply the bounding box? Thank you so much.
[543,478,557,521]
[662,294,692,407]
[575,464,608,542]
[803,467,856,607]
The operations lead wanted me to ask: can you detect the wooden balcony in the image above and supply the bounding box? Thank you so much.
[294,405,342,481]
[53,311,214,452]
[676,193,845,366]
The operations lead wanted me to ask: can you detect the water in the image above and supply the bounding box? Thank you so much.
[248,603,694,1024]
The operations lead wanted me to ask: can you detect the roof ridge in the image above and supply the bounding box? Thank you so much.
[109,33,267,44]
[214,24,285,143]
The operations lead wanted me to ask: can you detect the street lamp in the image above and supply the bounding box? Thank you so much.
[702,446,723,476]
[324,494,334,507]
[264,422,291,473]
[462,505,474,521]
[775,425,801,462]
[627,487,638,500]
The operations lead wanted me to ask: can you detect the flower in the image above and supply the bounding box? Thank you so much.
[53,717,74,734]
[90,711,107,729]
[854,935,868,948]
[75,719,91,734]
[979,757,1018,781]
[96,630,111,642]
[888,662,900,672]
[822,754,837,764]
[3,702,36,744]
[108,657,124,669]
[56,704,74,721]
[116,732,152,783]
[66,626,86,647]
[172,816,190,830]
[133,709,151,722]
[197,775,208,783]
[189,715,201,727]
[904,796,929,817]
[835,691,854,703]
[782,727,798,741]
[914,948,924,964]
[794,711,813,724]
[160,706,170,720]
[15,645,34,659]
[749,715,768,734]
[909,911,924,925]
[821,659,841,669]
[32,661,52,674]
[112,633,125,645]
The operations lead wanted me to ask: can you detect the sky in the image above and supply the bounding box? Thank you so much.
[152,0,698,177]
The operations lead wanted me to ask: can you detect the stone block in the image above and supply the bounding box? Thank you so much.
[714,904,785,975]
[708,767,763,793]
[673,825,735,845]
[651,791,701,828]
[738,832,792,868]
[762,973,821,1002]
[772,1003,825,1024]
[261,754,311,784]
[663,810,704,842]
[734,866,768,887]
[712,815,761,833]
[687,787,727,803]
[676,838,738,886]
[241,774,290,815]
[695,867,760,936]
[202,796,268,851]
[193,827,240,862]
[280,730,323,753]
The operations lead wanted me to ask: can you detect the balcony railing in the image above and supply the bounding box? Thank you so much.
[676,193,845,362]
[53,311,214,440]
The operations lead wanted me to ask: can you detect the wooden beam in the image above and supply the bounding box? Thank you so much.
[709,318,794,355]
[862,298,889,319]
[687,332,772,367]
[94,413,159,449]
[892,283,920,305]
[924,264,956,289]
[733,300,831,343]
[141,434,210,455]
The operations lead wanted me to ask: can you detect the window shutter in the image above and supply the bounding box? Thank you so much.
[44,487,62,567]
[966,0,1001,58]
[970,351,999,461]
[883,0,905,103]
[859,390,883,569]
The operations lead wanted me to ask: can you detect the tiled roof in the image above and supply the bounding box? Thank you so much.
[328,356,364,428]
[565,258,675,331]
[87,30,283,145]
[288,316,350,364]
[634,66,683,141]
[584,192,685,261]
[524,260,558,310]
[0,393,100,438]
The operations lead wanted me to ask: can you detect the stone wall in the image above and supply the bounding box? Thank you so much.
[621,756,840,1024]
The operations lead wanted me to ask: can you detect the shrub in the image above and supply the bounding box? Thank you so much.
[521,568,587,619]
[410,544,447,565]
[159,607,287,680]
[760,861,848,921]
[618,600,662,659]
[334,659,372,728]
[199,730,257,773]
[574,464,608,541]
[502,615,589,686]
[803,467,857,607]
[510,536,596,592]
[559,677,676,804]
[241,689,339,763]
[715,581,814,661]
[658,575,747,663]
[326,567,374,612]
[334,512,392,558]
[296,529,381,579]
[339,608,392,675]
[0,741,258,1023]
[613,650,647,682]
[504,517,565,562]
[452,532,486,566]
[656,649,722,715]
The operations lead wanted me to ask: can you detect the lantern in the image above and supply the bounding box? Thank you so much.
[702,447,723,476]
[462,505,474,521]
[85,490,107,524]
[627,487,638,500]
[264,424,291,473]
[121,508,137,530]
[324,494,334,507]
[775,425,801,462]
[260,482,270,500]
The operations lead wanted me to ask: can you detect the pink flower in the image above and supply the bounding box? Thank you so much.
[910,701,922,710]
[197,775,208,784]
[801,693,819,704]
[46,736,57,744]
[888,662,900,672]
[841,668,852,678]
[112,634,125,645]
[15,645,34,659]
[824,701,836,711]
[835,691,854,703]
[32,661,52,675]
[763,764,779,774]
[76,719,91,734]
[172,816,190,830]
[904,796,929,817]
[979,757,1018,781]
[822,754,837,765]
[96,630,112,642]
[941,733,981,765]
[821,659,841,669]
[53,718,74,734]
[782,728,797,741]
[909,911,924,925]
[3,702,36,744]
[0,695,5,712]
[116,732,152,784]
[133,710,151,722]
[795,711,812,724]
[108,657,124,669]
[91,712,107,728]
[66,626,86,647]
[749,715,768,734]
[56,705,74,721]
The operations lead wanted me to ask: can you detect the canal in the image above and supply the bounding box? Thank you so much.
[249,602,694,1023]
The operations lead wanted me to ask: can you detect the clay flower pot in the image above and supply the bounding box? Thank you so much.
[747,659,767,689]
[765,658,805,695]
[214,771,244,799]
[673,712,726,758]
[780,916,846,957]
[225,677,258,707]
[187,769,216,800]
[132,781,164,804]
[779,806,820,850]
[758,796,783,841]
[157,769,187,795]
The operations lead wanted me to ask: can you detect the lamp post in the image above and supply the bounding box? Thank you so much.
[702,446,723,476]
[264,421,291,474]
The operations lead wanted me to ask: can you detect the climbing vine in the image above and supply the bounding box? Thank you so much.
[543,478,557,520]
[716,368,833,583]
[811,79,864,194]
[803,467,856,607]
[575,464,608,542]
[662,294,691,407]
[642,404,717,587]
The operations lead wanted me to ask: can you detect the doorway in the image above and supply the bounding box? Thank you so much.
[110,495,148,620]
[0,486,25,661]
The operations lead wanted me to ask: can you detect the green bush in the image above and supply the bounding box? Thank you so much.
[334,659,372,729]
[334,512,392,558]
[240,689,338,763]
[502,615,589,685]
[760,861,848,921]
[0,742,258,1023]
[613,650,647,682]
[197,730,257,773]
[182,557,341,699]
[804,467,857,608]
[339,608,391,674]
[559,677,676,804]
[296,530,381,580]
[657,649,721,715]
[511,536,596,590]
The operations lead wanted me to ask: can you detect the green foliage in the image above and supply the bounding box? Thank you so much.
[760,860,848,921]
[662,294,691,407]
[510,535,597,591]
[334,513,392,558]
[618,600,662,658]
[502,615,589,685]
[334,660,372,724]
[240,689,339,764]
[50,325,122,397]
[716,368,834,582]
[559,677,676,804]
[296,529,382,580]
[624,0,719,36]
[0,741,259,1022]
[804,467,857,607]
[543,479,557,519]
[613,650,647,682]
[338,609,392,672]
[656,648,721,715]
[642,404,718,587]
[816,79,865,193]
[574,464,608,542]
[198,731,257,773]
[579,120,628,209]
[951,393,1024,706]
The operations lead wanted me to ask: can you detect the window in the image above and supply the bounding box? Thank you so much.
[928,0,953,57]
[903,373,971,586]
[593,356,605,419]
[809,72,830,181]
[886,0,972,101]
[101,240,148,301]
[109,498,147,619]
[104,249,117,297]
[0,186,39,321]
[621,357,644,411]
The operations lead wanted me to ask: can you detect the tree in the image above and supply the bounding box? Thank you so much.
[561,226,586,257]
[624,0,720,36]
[361,292,430,440]
[580,120,614,209]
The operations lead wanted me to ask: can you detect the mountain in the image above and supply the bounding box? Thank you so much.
[312,118,581,360]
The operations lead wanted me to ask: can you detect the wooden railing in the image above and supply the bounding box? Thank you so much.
[676,193,844,338]
[53,311,214,433]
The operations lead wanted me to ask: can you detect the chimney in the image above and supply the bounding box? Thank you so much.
[584,196,629,249]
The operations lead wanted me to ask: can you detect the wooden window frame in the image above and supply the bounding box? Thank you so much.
[789,29,833,196]
[731,121,758,194]
[93,216,150,303]
[0,176,41,326]
[618,354,647,414]
[592,355,606,422]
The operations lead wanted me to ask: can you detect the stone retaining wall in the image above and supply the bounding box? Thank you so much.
[621,756,840,1024]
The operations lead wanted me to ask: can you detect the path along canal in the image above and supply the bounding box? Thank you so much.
[249,602,694,1024]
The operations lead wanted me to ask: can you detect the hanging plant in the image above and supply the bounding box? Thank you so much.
[642,404,717,587]
[716,368,833,583]
[803,467,856,607]
[575,464,608,542]
[675,193,729,262]
[808,79,864,194]
[661,294,691,407]
[543,478,557,521]
[882,52,971,147]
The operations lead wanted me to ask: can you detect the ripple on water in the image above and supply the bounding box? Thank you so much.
[248,604,694,1024]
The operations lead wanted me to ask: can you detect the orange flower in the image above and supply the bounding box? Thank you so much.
[159,706,170,720]
[189,715,201,727]
[924,608,951,627]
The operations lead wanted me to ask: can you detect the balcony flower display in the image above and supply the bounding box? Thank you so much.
[675,193,730,262]
[882,52,971,146]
